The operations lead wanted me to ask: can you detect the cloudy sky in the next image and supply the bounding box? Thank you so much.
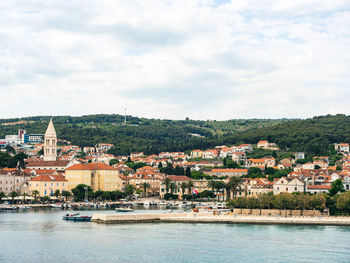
[0,0,349,120]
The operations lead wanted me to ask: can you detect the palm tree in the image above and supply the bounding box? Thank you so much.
[9,191,18,204]
[224,183,232,201]
[215,181,226,202]
[0,191,6,202]
[61,190,72,202]
[180,182,187,197]
[228,177,243,199]
[124,184,135,200]
[208,180,217,199]
[142,182,151,197]
[22,193,29,204]
[186,181,194,194]
[32,190,39,202]
[162,178,171,193]
[169,182,177,194]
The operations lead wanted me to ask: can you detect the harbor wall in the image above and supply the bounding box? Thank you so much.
[232,209,321,217]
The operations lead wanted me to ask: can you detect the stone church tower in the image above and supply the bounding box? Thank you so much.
[43,119,57,161]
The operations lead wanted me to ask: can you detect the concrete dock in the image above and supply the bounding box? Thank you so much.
[91,212,350,226]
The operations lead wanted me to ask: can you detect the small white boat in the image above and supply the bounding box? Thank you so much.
[116,207,134,212]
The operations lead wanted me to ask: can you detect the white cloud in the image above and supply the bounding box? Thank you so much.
[0,0,349,120]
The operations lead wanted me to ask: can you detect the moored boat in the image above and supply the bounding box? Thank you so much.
[62,213,92,222]
[115,207,134,212]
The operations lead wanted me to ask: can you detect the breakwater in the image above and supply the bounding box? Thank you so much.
[91,212,350,226]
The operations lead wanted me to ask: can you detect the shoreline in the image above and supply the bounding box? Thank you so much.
[91,212,350,226]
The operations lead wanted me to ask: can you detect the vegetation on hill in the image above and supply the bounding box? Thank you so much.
[0,114,349,156]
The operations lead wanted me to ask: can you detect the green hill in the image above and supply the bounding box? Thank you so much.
[0,114,287,155]
[1,114,348,156]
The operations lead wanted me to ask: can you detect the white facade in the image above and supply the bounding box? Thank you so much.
[43,119,57,161]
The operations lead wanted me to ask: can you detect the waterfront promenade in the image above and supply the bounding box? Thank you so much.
[92,212,350,226]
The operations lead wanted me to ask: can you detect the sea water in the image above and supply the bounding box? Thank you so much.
[0,209,349,263]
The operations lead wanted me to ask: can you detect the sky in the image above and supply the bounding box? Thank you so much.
[0,0,349,121]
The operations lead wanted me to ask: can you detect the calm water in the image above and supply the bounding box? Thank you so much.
[1,209,350,263]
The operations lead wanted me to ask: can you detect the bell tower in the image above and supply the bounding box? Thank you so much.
[43,118,57,161]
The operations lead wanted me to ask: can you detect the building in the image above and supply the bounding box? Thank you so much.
[202,149,219,159]
[335,143,349,154]
[245,178,273,197]
[295,152,305,159]
[273,177,304,194]
[257,140,280,151]
[129,172,164,196]
[306,185,331,194]
[23,134,44,144]
[246,158,276,169]
[159,175,191,198]
[29,172,68,197]
[190,150,203,158]
[43,119,57,161]
[26,160,71,172]
[205,168,248,177]
[0,169,31,195]
[65,163,124,192]
[231,152,247,163]
[96,143,114,153]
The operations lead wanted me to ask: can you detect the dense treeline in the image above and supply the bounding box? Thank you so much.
[0,114,349,156]
[219,114,350,155]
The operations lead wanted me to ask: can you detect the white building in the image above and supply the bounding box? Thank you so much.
[43,119,57,161]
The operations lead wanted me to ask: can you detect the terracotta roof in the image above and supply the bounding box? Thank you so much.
[307,185,331,190]
[211,169,248,173]
[167,175,191,182]
[26,160,70,167]
[30,174,67,182]
[66,163,117,170]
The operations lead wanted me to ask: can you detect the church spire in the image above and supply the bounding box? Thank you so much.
[43,118,57,161]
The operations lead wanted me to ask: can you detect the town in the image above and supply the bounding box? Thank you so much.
[0,119,350,214]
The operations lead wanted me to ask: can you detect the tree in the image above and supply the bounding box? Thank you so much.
[215,181,226,202]
[109,159,119,166]
[141,182,151,197]
[61,190,72,201]
[162,178,171,193]
[0,191,6,202]
[71,184,93,201]
[227,177,242,198]
[208,180,217,193]
[296,194,311,215]
[22,192,29,204]
[258,193,273,214]
[187,181,194,194]
[169,182,177,194]
[329,179,345,196]
[54,190,60,199]
[180,182,187,197]
[32,190,39,202]
[185,167,191,177]
[336,191,350,213]
[9,191,18,204]
[158,162,163,168]
[102,191,111,201]
[310,193,326,211]
[124,184,135,200]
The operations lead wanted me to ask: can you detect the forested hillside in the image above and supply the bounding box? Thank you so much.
[219,114,350,155]
[0,114,348,156]
[0,114,286,155]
